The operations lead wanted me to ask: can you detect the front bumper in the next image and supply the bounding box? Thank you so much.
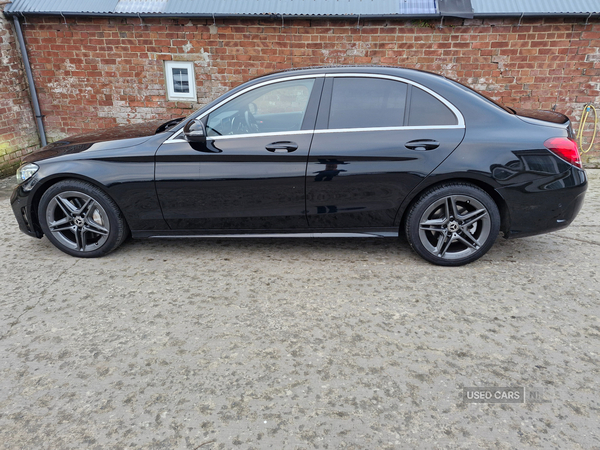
[10,185,43,238]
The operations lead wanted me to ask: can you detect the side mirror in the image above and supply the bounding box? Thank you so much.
[183,119,206,144]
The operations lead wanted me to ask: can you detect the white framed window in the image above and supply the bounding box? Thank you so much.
[164,61,196,101]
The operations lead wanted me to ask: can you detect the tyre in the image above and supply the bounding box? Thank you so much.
[38,180,129,258]
[405,183,500,266]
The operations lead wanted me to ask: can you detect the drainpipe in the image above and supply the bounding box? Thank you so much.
[12,15,47,147]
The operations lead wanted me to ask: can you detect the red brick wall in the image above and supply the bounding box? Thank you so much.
[9,14,600,168]
[0,2,40,177]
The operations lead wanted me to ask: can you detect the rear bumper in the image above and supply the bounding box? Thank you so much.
[498,168,587,239]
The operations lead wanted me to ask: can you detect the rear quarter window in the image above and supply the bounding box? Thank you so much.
[408,87,457,126]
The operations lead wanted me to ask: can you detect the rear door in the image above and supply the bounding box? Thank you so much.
[306,74,466,229]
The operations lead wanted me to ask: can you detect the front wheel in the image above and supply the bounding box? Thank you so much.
[405,183,500,266]
[38,180,128,258]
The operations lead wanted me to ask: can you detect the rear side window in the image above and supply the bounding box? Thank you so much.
[408,87,457,126]
[328,78,407,129]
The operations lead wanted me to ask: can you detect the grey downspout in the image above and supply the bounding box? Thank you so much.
[12,15,47,147]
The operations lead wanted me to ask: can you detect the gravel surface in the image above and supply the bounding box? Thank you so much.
[0,172,599,449]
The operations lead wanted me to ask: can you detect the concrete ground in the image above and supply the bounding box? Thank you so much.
[0,171,599,450]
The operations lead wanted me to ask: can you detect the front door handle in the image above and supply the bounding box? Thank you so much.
[405,139,440,151]
[266,141,298,153]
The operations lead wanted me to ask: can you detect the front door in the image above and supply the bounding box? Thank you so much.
[155,77,323,230]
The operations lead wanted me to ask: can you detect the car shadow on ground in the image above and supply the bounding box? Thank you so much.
[74,232,572,267]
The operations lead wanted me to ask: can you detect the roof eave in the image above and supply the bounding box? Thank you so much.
[2,11,444,19]
[2,6,598,20]
[472,12,598,18]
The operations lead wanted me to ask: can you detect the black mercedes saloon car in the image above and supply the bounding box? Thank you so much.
[11,66,587,265]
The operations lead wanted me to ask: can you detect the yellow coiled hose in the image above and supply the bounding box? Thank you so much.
[576,104,598,153]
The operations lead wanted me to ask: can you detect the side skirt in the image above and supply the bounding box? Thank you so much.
[131,229,399,239]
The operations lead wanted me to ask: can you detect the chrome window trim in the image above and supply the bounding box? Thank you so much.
[325,73,465,128]
[165,74,324,143]
[166,126,460,144]
[164,71,465,144]
[208,130,313,141]
[314,125,463,134]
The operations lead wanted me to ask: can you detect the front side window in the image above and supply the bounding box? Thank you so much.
[328,77,408,129]
[206,79,315,136]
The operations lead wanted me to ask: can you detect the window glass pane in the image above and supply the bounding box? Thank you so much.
[172,68,189,93]
[408,87,457,126]
[207,79,315,136]
[328,78,407,129]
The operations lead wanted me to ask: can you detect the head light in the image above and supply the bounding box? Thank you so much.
[16,163,39,183]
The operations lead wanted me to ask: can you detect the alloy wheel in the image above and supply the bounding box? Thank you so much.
[45,190,110,252]
[418,194,492,260]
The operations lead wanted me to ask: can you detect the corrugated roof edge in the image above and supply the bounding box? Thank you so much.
[4,10,599,18]
[2,1,599,18]
[0,10,443,18]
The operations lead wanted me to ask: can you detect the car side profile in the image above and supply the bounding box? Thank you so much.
[11,66,587,265]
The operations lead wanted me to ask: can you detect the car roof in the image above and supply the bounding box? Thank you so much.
[245,65,510,113]
[181,64,513,134]
[253,64,449,83]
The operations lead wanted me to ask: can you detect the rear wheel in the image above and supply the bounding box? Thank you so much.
[38,180,128,258]
[405,183,500,266]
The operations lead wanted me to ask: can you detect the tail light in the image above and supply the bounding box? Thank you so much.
[544,137,582,169]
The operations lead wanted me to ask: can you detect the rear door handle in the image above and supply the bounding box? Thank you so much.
[266,141,298,153]
[405,139,440,151]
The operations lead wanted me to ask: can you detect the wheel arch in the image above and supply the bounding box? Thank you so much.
[397,176,510,237]
[29,174,130,236]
